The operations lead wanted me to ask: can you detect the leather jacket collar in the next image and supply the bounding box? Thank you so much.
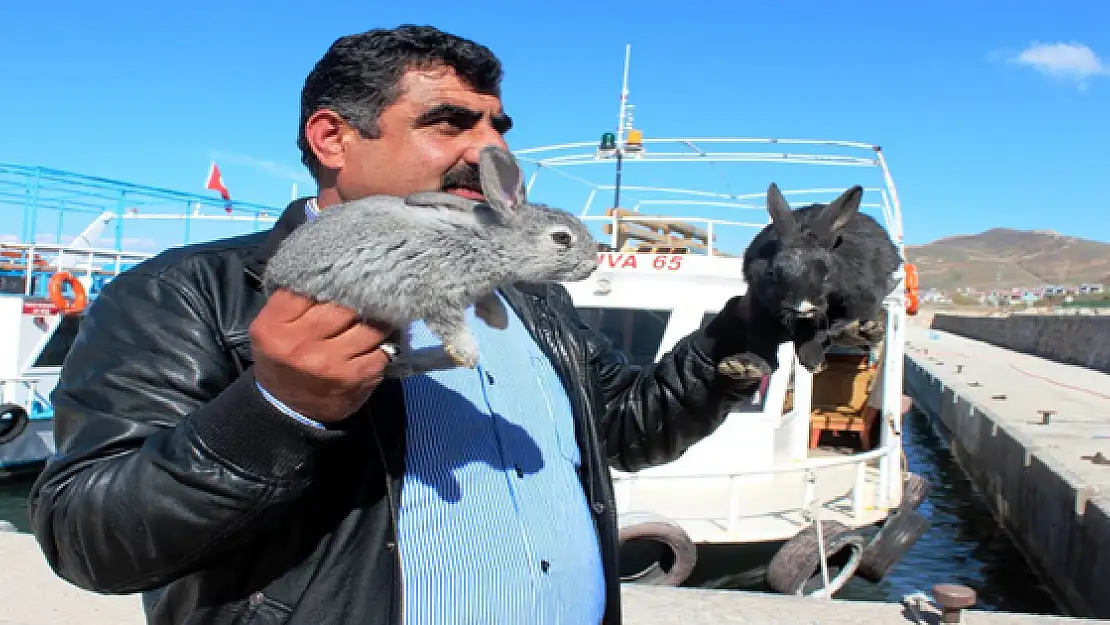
[243,197,314,285]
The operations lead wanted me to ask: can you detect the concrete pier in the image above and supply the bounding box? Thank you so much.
[0,530,1098,625]
[930,312,1110,375]
[904,323,1110,619]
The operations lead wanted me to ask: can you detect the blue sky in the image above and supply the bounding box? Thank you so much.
[1,0,1108,253]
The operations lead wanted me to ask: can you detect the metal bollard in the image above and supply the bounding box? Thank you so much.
[933,583,977,624]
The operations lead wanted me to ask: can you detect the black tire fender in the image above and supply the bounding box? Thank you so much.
[0,403,29,445]
[854,471,932,583]
[765,520,868,597]
[856,508,931,583]
[616,511,698,586]
[900,472,929,512]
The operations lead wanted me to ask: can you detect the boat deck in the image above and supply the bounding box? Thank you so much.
[614,446,895,544]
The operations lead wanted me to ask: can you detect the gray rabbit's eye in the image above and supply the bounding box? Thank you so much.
[550,229,574,247]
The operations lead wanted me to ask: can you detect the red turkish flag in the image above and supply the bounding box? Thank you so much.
[205,162,231,201]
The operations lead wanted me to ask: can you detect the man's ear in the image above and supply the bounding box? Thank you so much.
[304,109,354,171]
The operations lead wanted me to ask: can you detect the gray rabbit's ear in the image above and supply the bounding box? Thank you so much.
[818,185,863,236]
[479,145,526,217]
[765,183,798,239]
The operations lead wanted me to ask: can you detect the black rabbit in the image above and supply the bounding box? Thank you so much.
[718,182,903,380]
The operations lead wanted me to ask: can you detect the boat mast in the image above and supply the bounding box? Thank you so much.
[612,43,632,210]
[615,43,632,153]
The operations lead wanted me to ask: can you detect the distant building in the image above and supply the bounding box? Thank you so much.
[922,288,947,303]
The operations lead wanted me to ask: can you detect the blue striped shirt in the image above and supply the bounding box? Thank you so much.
[257,197,607,624]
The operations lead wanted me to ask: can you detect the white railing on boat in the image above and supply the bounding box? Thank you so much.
[572,186,896,244]
[515,138,906,262]
[613,440,901,534]
[0,242,154,296]
[580,215,762,257]
[0,377,46,414]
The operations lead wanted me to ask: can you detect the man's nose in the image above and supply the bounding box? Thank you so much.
[462,127,509,164]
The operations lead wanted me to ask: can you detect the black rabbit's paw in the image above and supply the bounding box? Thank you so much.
[717,353,771,381]
[796,339,827,373]
[857,318,885,343]
[830,318,885,347]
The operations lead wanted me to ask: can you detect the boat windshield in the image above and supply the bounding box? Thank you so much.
[573,307,671,366]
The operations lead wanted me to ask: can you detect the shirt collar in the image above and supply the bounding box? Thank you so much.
[305,197,320,221]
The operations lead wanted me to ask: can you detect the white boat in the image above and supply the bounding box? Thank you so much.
[0,163,279,475]
[0,45,927,599]
[509,45,929,598]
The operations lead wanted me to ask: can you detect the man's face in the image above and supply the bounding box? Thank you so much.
[305,64,512,206]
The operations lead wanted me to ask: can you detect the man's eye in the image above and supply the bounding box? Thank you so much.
[435,121,465,134]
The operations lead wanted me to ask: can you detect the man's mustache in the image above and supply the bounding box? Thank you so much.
[441,164,481,193]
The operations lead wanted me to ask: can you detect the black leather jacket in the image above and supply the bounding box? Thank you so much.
[27,198,758,625]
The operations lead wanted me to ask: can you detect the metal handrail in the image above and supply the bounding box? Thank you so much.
[0,377,44,413]
[614,439,894,480]
[614,439,899,531]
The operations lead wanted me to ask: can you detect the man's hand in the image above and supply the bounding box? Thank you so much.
[250,289,394,423]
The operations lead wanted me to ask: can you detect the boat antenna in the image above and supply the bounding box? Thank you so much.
[613,43,631,209]
[595,44,642,211]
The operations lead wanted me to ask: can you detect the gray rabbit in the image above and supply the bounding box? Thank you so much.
[717,181,903,381]
[262,145,600,377]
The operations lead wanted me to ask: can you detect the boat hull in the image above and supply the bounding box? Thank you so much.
[0,416,53,476]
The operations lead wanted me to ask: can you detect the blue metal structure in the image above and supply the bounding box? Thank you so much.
[0,161,286,301]
[0,162,286,474]
[0,161,283,251]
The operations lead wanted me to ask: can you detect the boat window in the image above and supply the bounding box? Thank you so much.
[0,274,28,295]
[33,315,83,368]
[575,307,672,366]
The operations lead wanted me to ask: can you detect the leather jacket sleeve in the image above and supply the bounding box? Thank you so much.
[553,286,759,473]
[27,266,356,594]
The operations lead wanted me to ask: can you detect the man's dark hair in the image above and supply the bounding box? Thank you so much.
[297,25,504,180]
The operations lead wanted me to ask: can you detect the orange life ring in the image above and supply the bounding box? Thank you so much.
[904,263,919,291]
[48,272,88,315]
[903,263,920,315]
[905,290,920,316]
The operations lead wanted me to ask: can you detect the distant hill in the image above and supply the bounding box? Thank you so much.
[904,228,1110,292]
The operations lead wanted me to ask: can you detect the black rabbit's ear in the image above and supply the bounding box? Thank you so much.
[766,183,798,238]
[479,145,526,218]
[819,185,863,235]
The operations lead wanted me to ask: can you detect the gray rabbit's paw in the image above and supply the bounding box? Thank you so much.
[443,330,481,368]
[425,310,478,368]
[444,342,480,368]
[717,353,771,381]
[474,292,509,329]
[384,346,463,378]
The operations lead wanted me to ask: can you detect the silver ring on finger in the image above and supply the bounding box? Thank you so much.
[379,342,399,361]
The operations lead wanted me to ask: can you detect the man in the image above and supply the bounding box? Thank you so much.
[30,25,791,625]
